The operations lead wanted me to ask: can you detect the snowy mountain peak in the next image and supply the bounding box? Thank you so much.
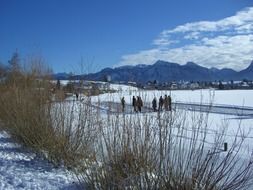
[185,62,198,67]
[247,60,253,70]
[136,64,148,68]
[68,60,253,83]
[210,67,219,72]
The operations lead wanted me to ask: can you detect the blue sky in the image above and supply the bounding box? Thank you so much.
[0,0,253,73]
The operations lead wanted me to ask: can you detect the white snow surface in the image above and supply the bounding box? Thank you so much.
[92,88,253,107]
[1,86,253,189]
[170,89,253,107]
[0,131,79,190]
[109,84,138,92]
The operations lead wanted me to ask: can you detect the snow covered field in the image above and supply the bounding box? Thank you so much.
[93,87,253,107]
[1,86,253,189]
[170,89,253,107]
[92,86,253,160]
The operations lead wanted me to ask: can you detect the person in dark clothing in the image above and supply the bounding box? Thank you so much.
[121,97,126,112]
[75,92,79,100]
[164,95,169,111]
[168,95,172,111]
[152,97,157,112]
[137,96,143,112]
[158,96,164,111]
[132,96,137,112]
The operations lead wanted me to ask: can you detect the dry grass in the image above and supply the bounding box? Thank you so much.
[0,58,97,168]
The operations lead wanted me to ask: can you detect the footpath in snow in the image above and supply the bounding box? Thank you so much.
[97,101,253,117]
[0,131,79,190]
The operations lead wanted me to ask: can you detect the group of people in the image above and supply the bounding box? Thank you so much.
[132,96,143,112]
[120,96,144,113]
[120,95,172,113]
[152,95,172,112]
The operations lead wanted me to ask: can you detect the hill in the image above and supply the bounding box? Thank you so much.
[54,60,253,83]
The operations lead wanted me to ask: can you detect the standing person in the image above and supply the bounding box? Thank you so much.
[158,96,164,111]
[75,92,79,100]
[132,96,137,112]
[137,96,143,112]
[152,97,157,112]
[168,95,172,111]
[164,95,169,111]
[121,97,126,112]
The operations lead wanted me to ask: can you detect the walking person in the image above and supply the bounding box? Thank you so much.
[158,96,164,111]
[121,97,126,112]
[168,95,172,111]
[152,97,157,112]
[164,95,169,111]
[75,92,79,100]
[132,96,137,112]
[137,96,143,112]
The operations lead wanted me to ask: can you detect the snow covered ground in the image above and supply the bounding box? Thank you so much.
[170,89,253,107]
[1,85,253,189]
[0,131,79,190]
[109,83,138,92]
[92,86,253,161]
[92,88,253,107]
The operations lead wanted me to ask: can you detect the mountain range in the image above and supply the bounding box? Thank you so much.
[55,60,253,84]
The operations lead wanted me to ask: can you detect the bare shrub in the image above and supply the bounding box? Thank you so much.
[0,55,97,168]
